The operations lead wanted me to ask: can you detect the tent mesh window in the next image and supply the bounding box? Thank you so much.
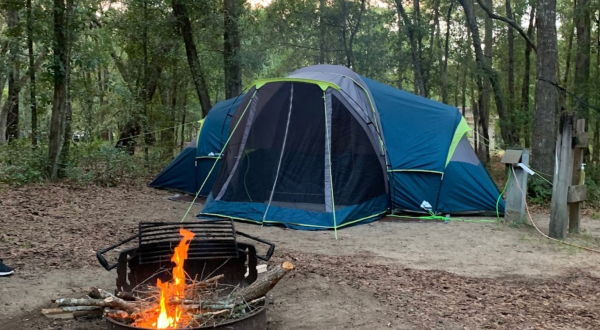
[211,82,327,212]
[330,96,386,207]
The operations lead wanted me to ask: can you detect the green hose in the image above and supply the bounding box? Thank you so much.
[496,166,511,221]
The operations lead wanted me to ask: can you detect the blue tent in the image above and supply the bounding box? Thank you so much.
[149,96,244,195]
[152,65,504,230]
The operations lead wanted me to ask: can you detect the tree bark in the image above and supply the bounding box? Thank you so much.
[224,0,243,99]
[172,0,212,117]
[5,5,20,142]
[531,0,558,179]
[521,3,535,148]
[560,6,575,109]
[505,0,518,145]
[27,0,38,146]
[319,0,326,64]
[60,0,74,176]
[593,26,600,163]
[574,0,591,118]
[394,0,426,97]
[48,0,68,180]
[480,0,492,159]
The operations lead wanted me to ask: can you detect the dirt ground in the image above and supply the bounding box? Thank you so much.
[1,183,600,329]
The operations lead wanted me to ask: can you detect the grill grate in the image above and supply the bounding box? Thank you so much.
[137,220,239,264]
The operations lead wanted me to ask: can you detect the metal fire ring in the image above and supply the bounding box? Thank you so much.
[105,300,267,330]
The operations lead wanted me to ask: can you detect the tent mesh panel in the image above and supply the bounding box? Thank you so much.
[331,96,386,207]
[211,83,327,212]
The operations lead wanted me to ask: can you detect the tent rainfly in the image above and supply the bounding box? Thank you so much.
[151,65,504,231]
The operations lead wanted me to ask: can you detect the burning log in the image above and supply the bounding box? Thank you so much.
[104,308,130,319]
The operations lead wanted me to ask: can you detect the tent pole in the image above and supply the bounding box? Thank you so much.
[323,90,338,239]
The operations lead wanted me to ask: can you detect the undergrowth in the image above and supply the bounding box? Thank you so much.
[0,140,172,186]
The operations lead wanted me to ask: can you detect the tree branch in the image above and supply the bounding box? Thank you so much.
[475,0,537,52]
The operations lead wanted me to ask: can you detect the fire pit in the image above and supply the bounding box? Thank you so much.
[90,220,284,330]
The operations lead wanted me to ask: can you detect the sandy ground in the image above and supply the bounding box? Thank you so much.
[1,184,600,329]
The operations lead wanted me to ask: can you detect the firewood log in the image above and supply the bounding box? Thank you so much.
[42,306,103,319]
[88,287,114,299]
[230,261,294,303]
[53,296,141,314]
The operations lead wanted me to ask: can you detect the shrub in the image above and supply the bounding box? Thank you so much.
[1,139,173,186]
[0,140,48,185]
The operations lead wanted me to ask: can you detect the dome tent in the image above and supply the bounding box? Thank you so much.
[196,65,504,231]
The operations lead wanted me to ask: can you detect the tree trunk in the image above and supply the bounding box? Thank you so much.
[574,0,591,118]
[48,0,68,180]
[319,0,326,64]
[27,0,37,146]
[505,0,519,145]
[59,0,74,177]
[224,0,243,99]
[480,0,492,156]
[560,7,575,110]
[521,3,535,148]
[172,0,212,117]
[441,1,453,104]
[180,85,187,150]
[394,0,426,97]
[593,26,600,163]
[458,0,510,162]
[5,6,20,142]
[531,0,558,179]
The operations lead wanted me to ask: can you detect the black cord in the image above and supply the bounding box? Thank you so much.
[537,77,600,113]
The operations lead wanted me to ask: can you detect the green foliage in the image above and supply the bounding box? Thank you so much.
[0,140,48,185]
[527,176,553,205]
[584,164,600,208]
[0,139,172,186]
[63,141,171,186]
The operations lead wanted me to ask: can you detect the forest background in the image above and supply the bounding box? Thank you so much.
[0,0,597,205]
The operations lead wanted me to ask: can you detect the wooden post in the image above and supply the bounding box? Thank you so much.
[549,113,574,239]
[568,119,588,233]
[502,149,529,224]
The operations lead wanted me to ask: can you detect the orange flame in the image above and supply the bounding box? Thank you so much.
[137,228,195,329]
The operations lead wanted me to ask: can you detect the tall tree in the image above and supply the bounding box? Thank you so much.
[532,0,558,178]
[26,0,37,146]
[394,0,427,97]
[505,0,518,146]
[3,2,21,143]
[224,0,243,99]
[521,3,535,148]
[574,0,590,118]
[319,0,327,64]
[339,0,366,69]
[172,0,212,117]
[48,0,69,180]
[458,0,509,162]
[441,0,454,104]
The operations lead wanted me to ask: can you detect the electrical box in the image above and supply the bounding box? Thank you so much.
[501,149,525,165]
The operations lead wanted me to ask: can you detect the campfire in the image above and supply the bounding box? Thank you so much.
[43,221,292,330]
